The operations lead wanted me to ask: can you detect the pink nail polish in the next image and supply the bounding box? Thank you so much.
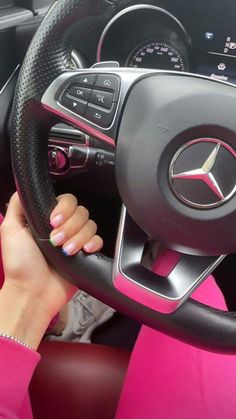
[50,231,65,246]
[50,213,64,228]
[83,242,95,253]
[62,242,76,256]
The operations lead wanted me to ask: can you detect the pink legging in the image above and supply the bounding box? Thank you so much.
[116,251,236,419]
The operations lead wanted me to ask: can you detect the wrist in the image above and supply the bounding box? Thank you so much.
[0,281,51,349]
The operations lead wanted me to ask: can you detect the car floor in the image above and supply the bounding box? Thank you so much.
[92,312,141,351]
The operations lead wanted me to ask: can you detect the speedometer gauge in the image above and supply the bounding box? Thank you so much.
[127,41,186,71]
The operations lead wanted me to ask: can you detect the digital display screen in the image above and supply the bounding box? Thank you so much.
[194,25,236,84]
[202,29,236,56]
[197,53,236,84]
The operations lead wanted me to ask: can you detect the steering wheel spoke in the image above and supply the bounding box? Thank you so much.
[113,206,225,314]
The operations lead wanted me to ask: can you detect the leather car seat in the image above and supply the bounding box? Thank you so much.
[29,341,130,419]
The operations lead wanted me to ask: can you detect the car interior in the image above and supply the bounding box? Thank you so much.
[0,0,236,417]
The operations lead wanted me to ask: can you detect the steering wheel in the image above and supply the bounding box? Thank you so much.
[10,0,236,353]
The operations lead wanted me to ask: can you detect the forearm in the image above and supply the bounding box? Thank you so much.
[0,281,51,350]
[0,281,44,417]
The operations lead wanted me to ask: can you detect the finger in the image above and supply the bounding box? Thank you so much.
[62,220,97,256]
[50,194,78,228]
[3,192,26,229]
[83,235,104,253]
[50,206,89,247]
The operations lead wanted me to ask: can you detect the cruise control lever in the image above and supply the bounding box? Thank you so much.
[68,146,115,171]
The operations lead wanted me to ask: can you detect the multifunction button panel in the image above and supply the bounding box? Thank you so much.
[60,73,120,128]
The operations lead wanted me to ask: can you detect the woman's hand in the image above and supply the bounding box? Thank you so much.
[49,193,103,255]
[0,192,103,349]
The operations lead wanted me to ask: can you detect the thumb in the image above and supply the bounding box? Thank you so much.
[3,192,27,230]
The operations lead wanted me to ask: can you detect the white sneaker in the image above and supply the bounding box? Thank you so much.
[47,291,115,343]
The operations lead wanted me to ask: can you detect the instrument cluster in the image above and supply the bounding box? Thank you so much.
[95,3,236,86]
[97,5,191,73]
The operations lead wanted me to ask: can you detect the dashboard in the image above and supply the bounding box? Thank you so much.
[1,0,236,183]
[2,1,236,87]
[73,1,236,86]
[97,6,190,72]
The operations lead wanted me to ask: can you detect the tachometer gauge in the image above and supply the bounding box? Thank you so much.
[127,41,187,71]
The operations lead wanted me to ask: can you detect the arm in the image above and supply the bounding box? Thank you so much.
[0,192,103,417]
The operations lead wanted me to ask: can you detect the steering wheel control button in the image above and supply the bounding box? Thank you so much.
[85,104,116,128]
[95,74,120,101]
[169,139,236,209]
[67,86,92,102]
[75,74,97,86]
[60,95,87,116]
[89,89,113,109]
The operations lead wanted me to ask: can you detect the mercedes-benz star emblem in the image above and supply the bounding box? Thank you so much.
[169,138,236,209]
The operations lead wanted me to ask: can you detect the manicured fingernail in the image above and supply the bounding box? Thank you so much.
[50,213,64,228]
[62,242,76,256]
[50,231,65,246]
[83,241,95,253]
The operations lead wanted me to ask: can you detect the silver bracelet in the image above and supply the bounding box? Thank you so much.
[0,333,33,350]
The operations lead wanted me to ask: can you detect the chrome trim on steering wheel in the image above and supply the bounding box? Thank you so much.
[113,207,225,314]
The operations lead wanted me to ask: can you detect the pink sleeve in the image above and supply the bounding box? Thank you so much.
[0,213,5,289]
[0,336,41,418]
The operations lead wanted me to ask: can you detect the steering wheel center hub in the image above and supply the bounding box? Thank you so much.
[116,73,236,256]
